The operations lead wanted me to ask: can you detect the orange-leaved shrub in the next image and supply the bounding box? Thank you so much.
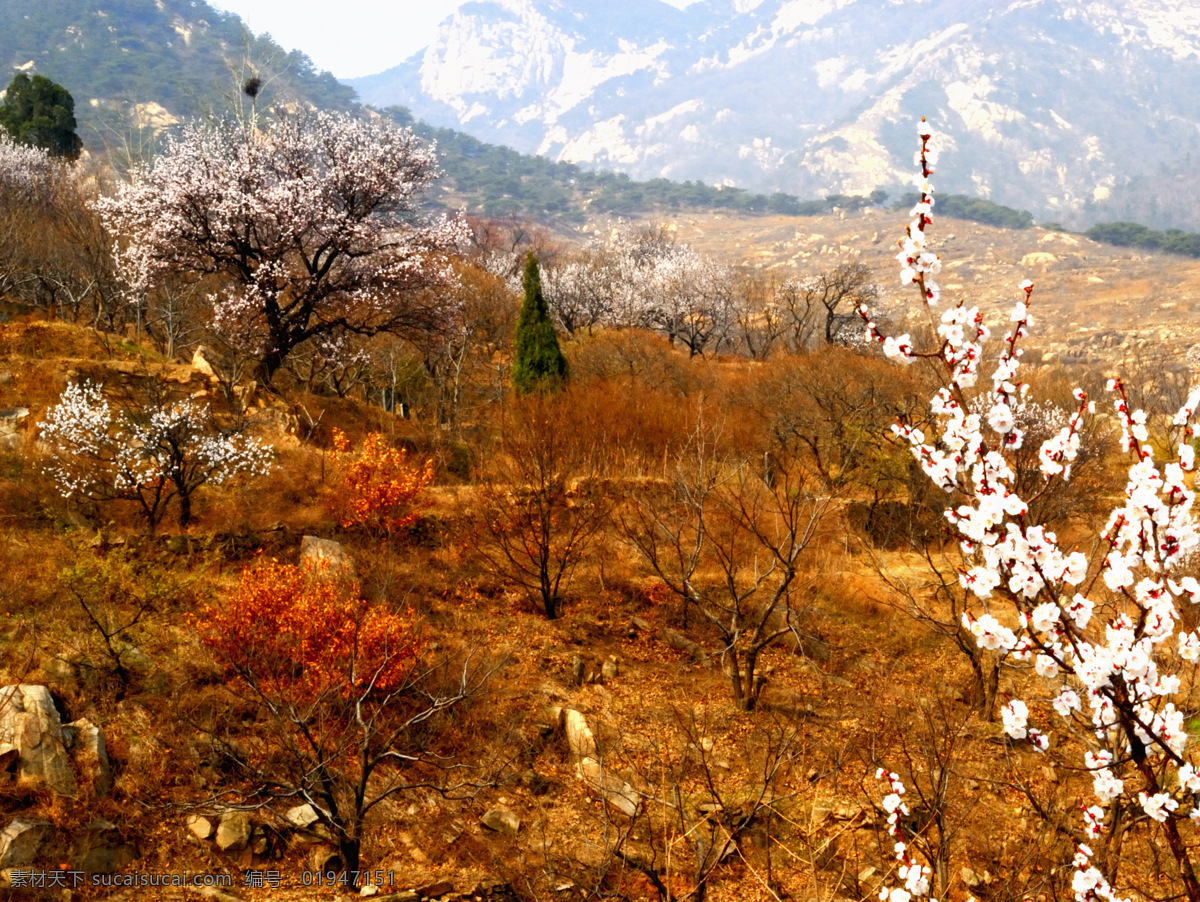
[332,429,434,536]
[198,558,418,704]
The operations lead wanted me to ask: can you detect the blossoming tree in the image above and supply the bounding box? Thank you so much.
[40,381,273,530]
[867,120,1200,902]
[95,112,466,383]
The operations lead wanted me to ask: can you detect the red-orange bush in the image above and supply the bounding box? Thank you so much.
[198,558,418,703]
[332,429,434,535]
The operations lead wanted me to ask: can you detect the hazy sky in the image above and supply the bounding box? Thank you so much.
[207,0,700,81]
[206,0,466,79]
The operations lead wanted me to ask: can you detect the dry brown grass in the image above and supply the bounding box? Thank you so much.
[0,246,1186,901]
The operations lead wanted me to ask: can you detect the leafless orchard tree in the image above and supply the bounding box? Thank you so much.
[477,393,612,619]
[623,420,831,711]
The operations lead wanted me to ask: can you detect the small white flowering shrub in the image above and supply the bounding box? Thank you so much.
[868,120,1200,902]
[40,381,273,530]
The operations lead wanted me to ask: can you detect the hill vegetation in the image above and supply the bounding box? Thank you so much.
[4,7,1200,899]
[1084,220,1200,258]
[0,103,1199,901]
[390,107,893,223]
[0,0,356,152]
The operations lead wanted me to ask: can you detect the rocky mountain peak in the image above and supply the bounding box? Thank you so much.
[349,0,1200,228]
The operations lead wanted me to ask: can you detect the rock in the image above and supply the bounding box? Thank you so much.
[961,867,983,888]
[360,886,379,897]
[299,536,354,578]
[559,709,596,762]
[41,657,76,688]
[441,820,465,845]
[570,656,585,687]
[416,879,454,897]
[630,617,651,633]
[663,628,706,662]
[601,657,619,680]
[187,815,216,840]
[578,758,639,817]
[0,685,76,797]
[0,818,49,868]
[480,808,519,836]
[285,804,320,830]
[63,718,112,795]
[0,434,21,453]
[192,347,219,381]
[521,770,556,796]
[77,818,137,873]
[0,408,28,435]
[310,845,343,872]
[215,810,252,852]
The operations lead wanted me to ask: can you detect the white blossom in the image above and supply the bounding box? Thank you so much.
[40,381,273,529]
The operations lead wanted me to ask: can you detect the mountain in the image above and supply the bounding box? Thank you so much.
[0,0,356,151]
[349,0,1200,229]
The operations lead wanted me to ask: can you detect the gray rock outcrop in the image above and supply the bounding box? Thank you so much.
[0,684,76,797]
[0,818,49,868]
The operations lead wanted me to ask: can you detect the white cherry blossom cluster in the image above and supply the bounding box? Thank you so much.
[542,227,736,348]
[40,381,273,526]
[0,131,55,202]
[875,770,933,902]
[95,112,467,377]
[865,119,1200,902]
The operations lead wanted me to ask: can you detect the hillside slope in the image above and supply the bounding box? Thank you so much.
[0,0,356,149]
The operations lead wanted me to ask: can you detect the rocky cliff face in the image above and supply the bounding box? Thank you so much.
[349,0,1200,227]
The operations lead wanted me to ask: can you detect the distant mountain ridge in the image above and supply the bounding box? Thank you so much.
[349,0,1200,229]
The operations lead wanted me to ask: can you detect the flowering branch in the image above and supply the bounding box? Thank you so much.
[865,120,1200,902]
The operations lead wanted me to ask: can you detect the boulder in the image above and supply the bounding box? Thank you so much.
[0,818,49,868]
[77,818,137,873]
[480,808,519,836]
[310,845,343,872]
[560,709,596,762]
[663,629,706,663]
[0,685,76,797]
[63,718,112,795]
[215,810,252,852]
[299,536,354,578]
[578,758,639,817]
[187,815,217,840]
[192,347,219,381]
[0,408,28,436]
[285,804,320,830]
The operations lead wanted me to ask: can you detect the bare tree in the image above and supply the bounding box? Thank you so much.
[625,421,830,711]
[477,393,612,619]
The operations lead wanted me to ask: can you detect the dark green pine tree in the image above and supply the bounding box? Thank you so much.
[0,73,83,160]
[512,252,568,394]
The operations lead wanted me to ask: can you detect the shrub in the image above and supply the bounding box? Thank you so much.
[331,429,434,537]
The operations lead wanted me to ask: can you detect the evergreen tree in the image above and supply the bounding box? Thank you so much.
[0,73,82,160]
[512,252,568,394]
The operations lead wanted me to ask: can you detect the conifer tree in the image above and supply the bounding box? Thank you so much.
[512,252,568,394]
[0,73,82,161]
